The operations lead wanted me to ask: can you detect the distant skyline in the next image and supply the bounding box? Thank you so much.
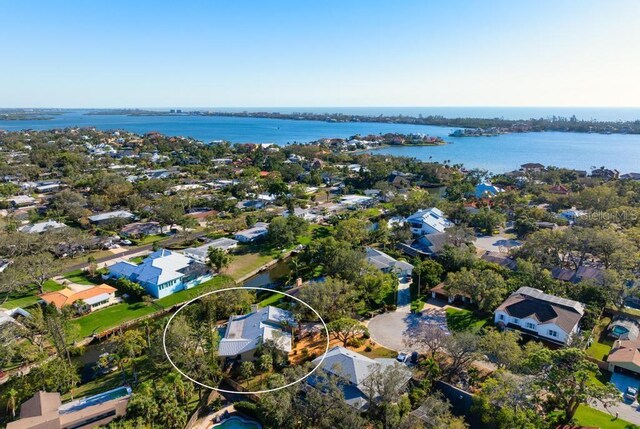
[1,0,639,108]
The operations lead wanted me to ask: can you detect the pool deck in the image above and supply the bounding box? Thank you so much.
[193,405,235,429]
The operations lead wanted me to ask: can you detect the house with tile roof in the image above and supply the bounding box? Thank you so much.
[308,346,411,411]
[494,287,585,345]
[40,284,118,313]
[106,249,212,299]
[218,305,295,362]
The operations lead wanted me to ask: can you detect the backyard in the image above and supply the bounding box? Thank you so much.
[587,316,613,361]
[69,275,235,339]
[1,280,65,309]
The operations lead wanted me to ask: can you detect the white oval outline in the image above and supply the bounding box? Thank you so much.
[162,286,330,394]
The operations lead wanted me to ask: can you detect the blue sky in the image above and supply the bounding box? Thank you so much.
[1,0,639,107]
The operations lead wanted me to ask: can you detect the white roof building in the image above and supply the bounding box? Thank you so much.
[218,306,295,361]
[406,207,452,235]
[18,220,66,234]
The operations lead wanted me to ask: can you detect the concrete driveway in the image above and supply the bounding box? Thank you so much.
[590,372,640,425]
[474,234,522,254]
[368,305,449,352]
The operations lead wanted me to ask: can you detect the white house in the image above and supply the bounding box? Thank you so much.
[365,247,414,278]
[18,220,66,234]
[559,209,587,224]
[406,208,452,235]
[282,207,320,223]
[234,222,269,243]
[218,305,295,362]
[494,287,585,345]
[182,238,239,263]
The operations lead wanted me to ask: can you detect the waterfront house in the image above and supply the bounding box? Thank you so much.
[18,220,66,234]
[308,346,411,411]
[106,249,212,299]
[88,210,136,225]
[494,287,585,345]
[40,284,118,313]
[406,207,452,235]
[234,222,269,243]
[365,247,413,278]
[218,305,295,362]
[182,238,239,263]
[7,387,131,429]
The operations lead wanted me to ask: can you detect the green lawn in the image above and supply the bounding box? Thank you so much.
[258,292,284,307]
[63,269,99,285]
[69,275,235,339]
[132,234,165,245]
[2,280,65,309]
[128,255,146,264]
[446,308,488,333]
[587,340,613,361]
[573,404,639,429]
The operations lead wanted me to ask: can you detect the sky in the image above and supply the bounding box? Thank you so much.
[1,0,639,108]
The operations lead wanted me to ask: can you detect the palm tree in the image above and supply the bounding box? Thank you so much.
[4,388,18,419]
[258,354,273,385]
[240,361,255,386]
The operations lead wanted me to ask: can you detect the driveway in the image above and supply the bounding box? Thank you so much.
[590,372,640,426]
[474,234,522,254]
[368,305,449,352]
[396,278,412,313]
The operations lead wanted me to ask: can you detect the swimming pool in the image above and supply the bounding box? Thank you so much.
[59,386,132,414]
[612,325,630,336]
[213,416,262,429]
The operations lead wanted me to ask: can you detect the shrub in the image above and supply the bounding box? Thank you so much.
[364,345,373,352]
[234,401,261,421]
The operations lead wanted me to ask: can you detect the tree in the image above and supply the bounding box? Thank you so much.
[297,277,360,321]
[15,253,60,294]
[360,265,397,306]
[335,217,371,246]
[267,216,309,248]
[412,259,444,294]
[444,224,475,248]
[442,331,480,380]
[114,329,147,380]
[479,329,522,370]
[327,318,368,346]
[207,247,232,272]
[471,208,505,235]
[445,268,508,313]
[405,323,448,360]
[3,388,18,419]
[240,361,255,383]
[409,393,469,429]
[523,347,619,423]
[48,189,88,222]
[473,370,542,429]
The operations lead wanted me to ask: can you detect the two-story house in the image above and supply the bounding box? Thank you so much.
[494,287,585,345]
[406,208,452,236]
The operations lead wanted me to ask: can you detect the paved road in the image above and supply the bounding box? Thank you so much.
[473,234,521,254]
[368,305,448,352]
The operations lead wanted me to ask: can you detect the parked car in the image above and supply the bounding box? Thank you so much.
[120,239,133,245]
[625,386,638,401]
[396,352,409,363]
